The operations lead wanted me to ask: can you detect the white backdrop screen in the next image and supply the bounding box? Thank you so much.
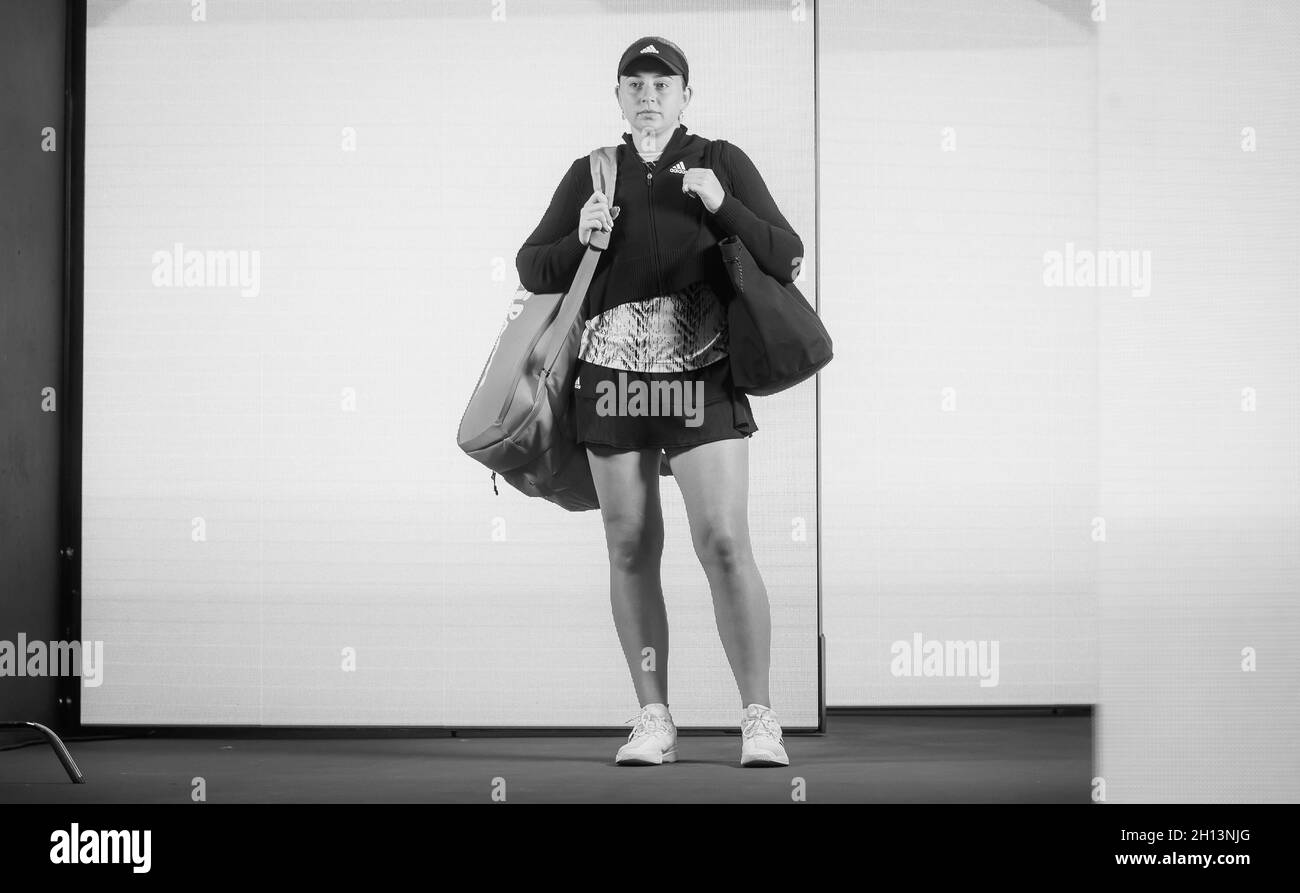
[819,0,1100,705]
[80,0,819,727]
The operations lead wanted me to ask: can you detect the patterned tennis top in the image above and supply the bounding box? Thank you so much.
[577,151,730,373]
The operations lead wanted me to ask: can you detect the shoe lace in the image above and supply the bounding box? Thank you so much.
[741,712,783,743]
[624,710,671,743]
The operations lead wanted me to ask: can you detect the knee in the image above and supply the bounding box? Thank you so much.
[604,519,663,573]
[692,526,750,575]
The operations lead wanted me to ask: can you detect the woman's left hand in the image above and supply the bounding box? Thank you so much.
[682,168,726,214]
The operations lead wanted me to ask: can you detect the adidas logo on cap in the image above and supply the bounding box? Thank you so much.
[640,44,659,53]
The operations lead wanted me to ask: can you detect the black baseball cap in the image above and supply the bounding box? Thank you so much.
[617,36,689,87]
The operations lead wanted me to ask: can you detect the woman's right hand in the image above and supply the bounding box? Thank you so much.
[578,191,615,246]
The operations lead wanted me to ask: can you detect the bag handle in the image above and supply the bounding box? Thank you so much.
[586,147,619,250]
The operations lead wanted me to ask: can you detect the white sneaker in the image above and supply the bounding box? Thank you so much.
[615,703,678,765]
[740,703,789,767]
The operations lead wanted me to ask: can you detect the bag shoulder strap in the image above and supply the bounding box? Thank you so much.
[588,146,618,197]
[706,138,731,192]
[535,147,618,373]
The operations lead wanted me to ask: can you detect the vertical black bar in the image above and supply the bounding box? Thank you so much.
[60,0,87,733]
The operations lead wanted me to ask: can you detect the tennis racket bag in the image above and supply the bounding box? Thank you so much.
[456,147,619,512]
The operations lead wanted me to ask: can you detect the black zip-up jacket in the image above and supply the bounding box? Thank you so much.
[516,124,803,323]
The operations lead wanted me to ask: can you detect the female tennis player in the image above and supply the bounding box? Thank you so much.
[517,36,804,767]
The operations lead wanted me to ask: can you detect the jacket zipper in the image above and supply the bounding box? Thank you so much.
[645,168,664,296]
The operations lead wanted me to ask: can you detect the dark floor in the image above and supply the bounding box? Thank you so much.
[0,713,1090,803]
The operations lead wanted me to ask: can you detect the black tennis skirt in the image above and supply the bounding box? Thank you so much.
[572,356,757,452]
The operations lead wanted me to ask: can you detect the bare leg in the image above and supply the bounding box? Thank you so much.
[586,445,670,707]
[663,437,771,708]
